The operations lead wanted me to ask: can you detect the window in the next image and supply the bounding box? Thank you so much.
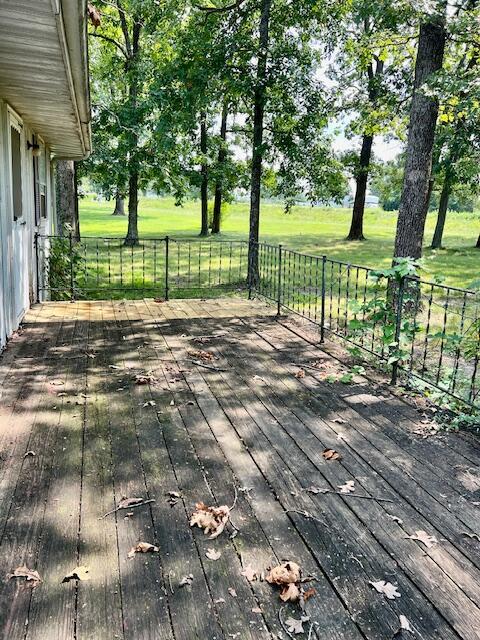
[33,140,47,225]
[10,126,22,220]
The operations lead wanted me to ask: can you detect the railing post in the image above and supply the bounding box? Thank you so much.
[69,232,75,303]
[276,244,282,316]
[391,275,406,385]
[320,255,326,343]
[34,232,40,303]
[164,235,169,301]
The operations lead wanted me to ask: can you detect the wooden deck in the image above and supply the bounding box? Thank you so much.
[0,298,479,640]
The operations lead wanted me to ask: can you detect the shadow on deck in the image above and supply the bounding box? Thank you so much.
[0,298,479,640]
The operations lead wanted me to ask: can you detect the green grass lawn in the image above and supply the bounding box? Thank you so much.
[79,196,479,289]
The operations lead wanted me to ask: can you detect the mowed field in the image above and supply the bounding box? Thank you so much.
[79,196,479,289]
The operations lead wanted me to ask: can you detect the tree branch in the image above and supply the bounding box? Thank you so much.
[194,0,247,13]
[89,31,127,57]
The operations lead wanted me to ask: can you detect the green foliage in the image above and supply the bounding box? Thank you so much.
[48,238,85,301]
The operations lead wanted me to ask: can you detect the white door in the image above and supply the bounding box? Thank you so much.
[8,115,28,323]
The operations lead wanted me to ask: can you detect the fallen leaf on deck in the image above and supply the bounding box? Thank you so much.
[228,587,237,597]
[303,587,316,601]
[134,373,156,385]
[240,564,257,582]
[154,298,165,303]
[23,451,36,458]
[206,548,221,561]
[170,399,175,406]
[190,502,230,539]
[266,562,301,586]
[51,380,64,386]
[143,400,156,407]
[333,418,346,424]
[109,365,122,370]
[166,491,181,507]
[128,542,159,558]
[369,580,401,600]
[285,615,310,634]
[295,369,305,379]
[305,485,326,495]
[7,566,41,588]
[188,349,215,362]
[399,615,413,632]
[215,597,226,604]
[405,530,437,548]
[280,583,300,602]
[62,566,90,582]
[387,514,403,524]
[338,480,355,494]
[179,574,194,587]
[251,607,262,613]
[322,448,342,461]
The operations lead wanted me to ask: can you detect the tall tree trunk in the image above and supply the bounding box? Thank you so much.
[200,111,209,236]
[122,18,141,247]
[112,193,125,216]
[431,168,452,249]
[212,105,228,235]
[476,232,480,248]
[347,134,373,240]
[394,16,446,260]
[56,160,80,241]
[124,172,139,246]
[248,0,271,287]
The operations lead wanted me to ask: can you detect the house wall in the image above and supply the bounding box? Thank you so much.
[0,99,54,350]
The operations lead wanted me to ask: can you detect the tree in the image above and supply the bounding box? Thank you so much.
[370,154,405,210]
[211,104,229,234]
[394,6,447,260]
[86,0,172,246]
[328,1,414,241]
[56,160,80,241]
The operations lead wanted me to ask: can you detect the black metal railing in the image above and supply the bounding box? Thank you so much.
[35,234,249,300]
[248,240,479,409]
[35,234,479,409]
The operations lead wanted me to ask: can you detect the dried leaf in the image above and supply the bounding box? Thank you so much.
[285,615,310,635]
[7,566,41,588]
[303,587,316,601]
[51,380,64,386]
[305,485,326,495]
[206,548,221,561]
[143,400,156,407]
[62,566,90,582]
[215,597,226,604]
[241,564,257,582]
[23,451,36,458]
[338,480,355,494]
[266,561,301,586]
[322,448,342,461]
[154,298,165,303]
[190,502,230,539]
[369,580,401,600]
[280,583,301,602]
[128,542,159,558]
[251,607,262,613]
[179,574,194,587]
[405,530,437,548]
[228,587,237,597]
[134,373,156,385]
[295,369,305,379]
[118,497,146,510]
[399,615,413,632]
[188,349,215,362]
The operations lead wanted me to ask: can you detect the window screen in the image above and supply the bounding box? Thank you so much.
[10,126,22,220]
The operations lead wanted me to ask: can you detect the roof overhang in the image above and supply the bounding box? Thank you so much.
[0,0,91,160]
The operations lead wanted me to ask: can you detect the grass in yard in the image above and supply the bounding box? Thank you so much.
[79,196,479,289]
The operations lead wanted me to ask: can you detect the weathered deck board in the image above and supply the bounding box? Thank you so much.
[0,298,478,640]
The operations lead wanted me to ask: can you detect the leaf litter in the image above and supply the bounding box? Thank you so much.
[99,496,155,519]
[128,542,159,558]
[7,566,42,588]
[369,580,401,600]
[62,566,90,582]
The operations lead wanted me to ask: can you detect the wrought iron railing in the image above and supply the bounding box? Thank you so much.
[35,234,479,409]
[35,234,249,300]
[248,241,479,409]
